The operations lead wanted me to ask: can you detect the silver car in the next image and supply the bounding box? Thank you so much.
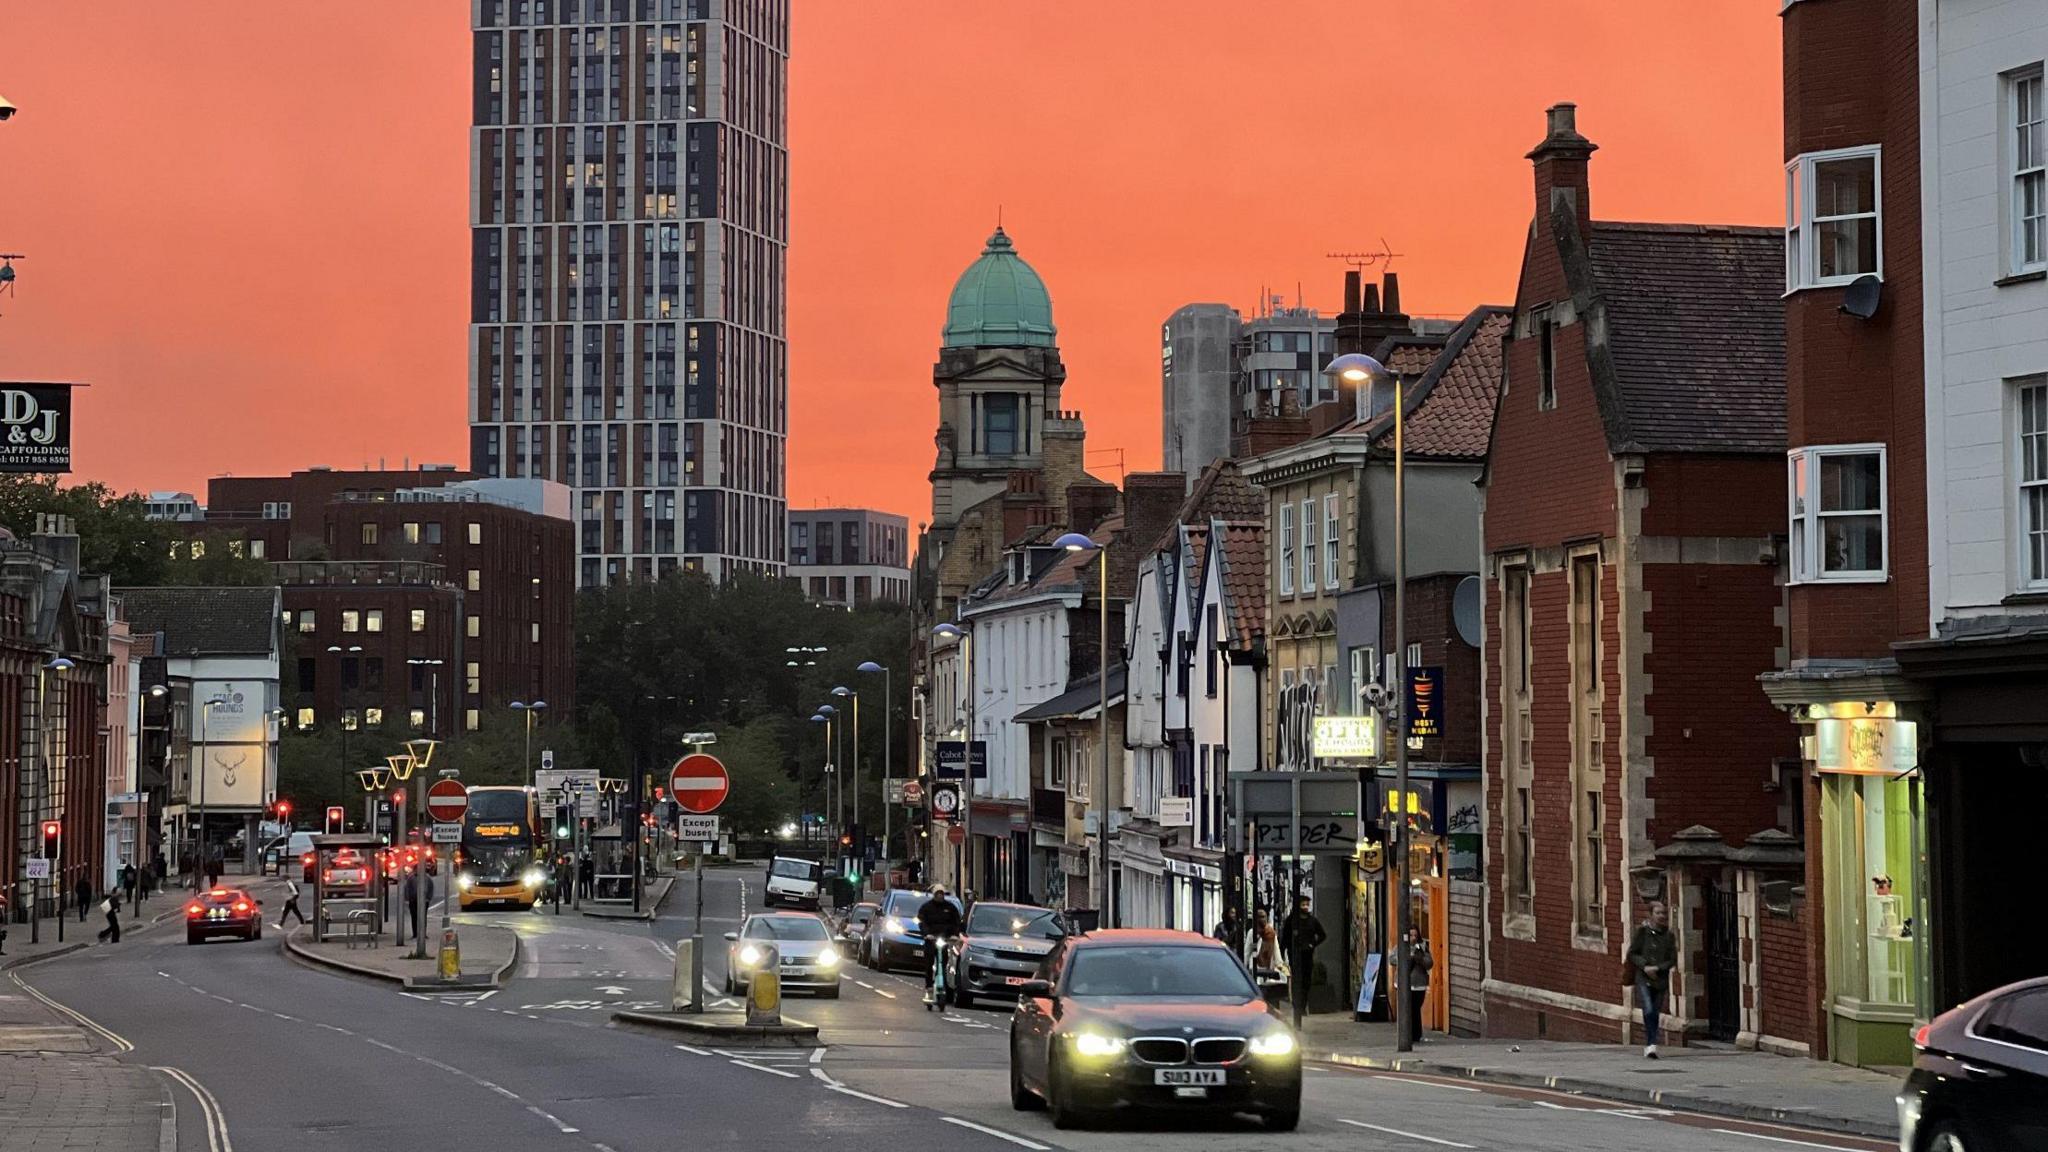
[724,912,844,998]
[951,901,1066,1007]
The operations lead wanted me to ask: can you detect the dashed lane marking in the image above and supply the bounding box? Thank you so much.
[940,1116,1050,1150]
[730,1058,799,1079]
[1336,1119,1475,1148]
[674,1044,712,1056]
[527,1104,580,1134]
[1368,1073,1482,1092]
[1712,1131,1873,1151]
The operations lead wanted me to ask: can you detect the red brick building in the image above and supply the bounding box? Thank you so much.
[1481,105,1800,1045]
[1758,0,1930,1067]
[180,469,574,735]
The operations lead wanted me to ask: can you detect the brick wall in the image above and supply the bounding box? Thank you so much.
[1757,895,1813,1048]
[1483,316,1616,550]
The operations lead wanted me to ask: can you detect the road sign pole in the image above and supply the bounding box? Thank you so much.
[688,854,706,1013]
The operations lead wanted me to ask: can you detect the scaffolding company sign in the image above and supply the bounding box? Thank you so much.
[0,384,72,473]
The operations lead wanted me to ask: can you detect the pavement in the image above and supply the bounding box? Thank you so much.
[1294,1016,1903,1139]
[0,862,1905,1152]
[577,873,675,920]
[284,921,521,989]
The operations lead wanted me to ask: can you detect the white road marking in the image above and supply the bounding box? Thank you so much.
[1337,1118,1476,1148]
[155,1066,235,1152]
[940,1117,1050,1150]
[808,1047,825,1064]
[674,1043,712,1056]
[831,1084,909,1108]
[1712,1130,1871,1151]
[1369,1072,1483,1092]
[729,1058,799,1078]
[525,1104,580,1133]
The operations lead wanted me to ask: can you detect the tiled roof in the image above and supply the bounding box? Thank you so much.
[1182,525,1209,607]
[1584,222,1786,454]
[1371,337,1449,379]
[117,586,279,655]
[1179,460,1263,525]
[1014,664,1126,723]
[971,515,1123,607]
[1364,307,1511,460]
[1212,520,1266,648]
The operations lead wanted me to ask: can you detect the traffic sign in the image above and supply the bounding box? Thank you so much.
[669,753,729,814]
[430,823,462,845]
[426,779,470,823]
[946,824,965,846]
[542,748,555,771]
[930,782,961,820]
[679,814,720,841]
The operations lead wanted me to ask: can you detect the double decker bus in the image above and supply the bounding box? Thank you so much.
[454,786,545,910]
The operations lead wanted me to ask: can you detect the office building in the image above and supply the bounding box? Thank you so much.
[786,507,910,607]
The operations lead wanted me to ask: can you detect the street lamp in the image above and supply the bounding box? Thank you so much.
[510,700,547,789]
[816,702,839,848]
[1324,350,1415,1052]
[808,713,830,849]
[857,661,890,865]
[131,684,169,917]
[407,658,445,737]
[832,685,859,837]
[193,691,231,893]
[1055,532,1113,926]
[932,621,973,897]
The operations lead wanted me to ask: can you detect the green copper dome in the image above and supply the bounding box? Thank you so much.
[941,227,1057,349]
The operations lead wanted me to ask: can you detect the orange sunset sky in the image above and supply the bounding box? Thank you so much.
[0,3,1781,528]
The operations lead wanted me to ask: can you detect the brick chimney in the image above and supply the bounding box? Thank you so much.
[1066,482,1118,538]
[1528,102,1596,244]
[1121,472,1187,558]
[1336,269,1413,357]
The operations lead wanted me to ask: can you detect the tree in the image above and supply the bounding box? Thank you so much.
[165,530,273,586]
[0,475,174,585]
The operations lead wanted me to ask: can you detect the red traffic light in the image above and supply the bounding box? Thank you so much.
[653,786,666,801]
[41,820,59,838]
[275,800,293,817]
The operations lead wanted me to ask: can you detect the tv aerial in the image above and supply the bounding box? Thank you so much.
[0,254,21,316]
[1327,240,1402,273]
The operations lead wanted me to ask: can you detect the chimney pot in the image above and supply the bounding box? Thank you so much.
[1547,102,1577,136]
[1382,273,1401,317]
[1344,271,1361,314]
[1362,284,1381,314]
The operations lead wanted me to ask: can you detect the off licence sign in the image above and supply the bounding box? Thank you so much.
[669,753,729,814]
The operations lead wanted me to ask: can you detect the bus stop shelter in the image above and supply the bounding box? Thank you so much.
[311,833,383,942]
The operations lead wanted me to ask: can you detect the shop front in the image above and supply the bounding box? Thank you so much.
[1165,854,1221,935]
[1114,818,1167,928]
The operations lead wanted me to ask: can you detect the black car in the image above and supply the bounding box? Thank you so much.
[865,888,960,972]
[186,887,264,945]
[951,901,1065,1007]
[1009,929,1301,1131]
[1900,976,2048,1151]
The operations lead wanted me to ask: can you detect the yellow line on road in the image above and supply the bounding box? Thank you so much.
[10,971,134,1052]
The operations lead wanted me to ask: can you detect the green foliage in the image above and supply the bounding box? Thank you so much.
[573,572,912,841]
[0,475,174,585]
[165,530,273,586]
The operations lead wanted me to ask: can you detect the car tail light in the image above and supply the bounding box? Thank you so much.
[1914,1023,1932,1049]
[186,904,204,918]
[232,902,250,914]
[302,852,314,865]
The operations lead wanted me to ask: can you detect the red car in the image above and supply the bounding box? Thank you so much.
[186,888,264,945]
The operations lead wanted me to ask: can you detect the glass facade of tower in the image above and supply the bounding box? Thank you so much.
[469,0,787,586]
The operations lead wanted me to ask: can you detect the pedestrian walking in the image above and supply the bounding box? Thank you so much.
[577,853,595,901]
[120,862,138,902]
[1214,904,1243,953]
[96,891,121,943]
[1625,900,1677,1059]
[205,848,223,889]
[74,874,93,923]
[1401,926,1435,1045]
[277,878,308,927]
[1278,895,1326,1029]
[1251,907,1281,975]
[140,863,154,901]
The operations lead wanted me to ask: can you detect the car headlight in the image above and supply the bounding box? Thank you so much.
[457,873,474,891]
[1070,1031,1127,1058]
[738,944,764,967]
[1250,1030,1297,1058]
[885,917,906,934]
[523,869,545,888]
[818,946,841,967]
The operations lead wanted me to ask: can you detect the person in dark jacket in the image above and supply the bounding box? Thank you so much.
[75,874,93,922]
[96,891,120,944]
[1213,905,1244,954]
[1401,926,1435,1045]
[1277,896,1326,1028]
[1625,900,1678,1059]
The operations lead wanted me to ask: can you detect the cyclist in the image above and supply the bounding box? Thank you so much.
[915,883,963,996]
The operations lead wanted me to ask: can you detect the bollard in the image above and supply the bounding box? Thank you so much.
[438,926,461,981]
[746,943,781,1026]
[671,938,696,1011]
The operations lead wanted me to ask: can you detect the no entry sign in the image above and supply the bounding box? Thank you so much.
[425,779,469,824]
[670,753,730,814]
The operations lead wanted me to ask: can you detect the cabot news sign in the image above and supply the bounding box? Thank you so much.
[0,384,73,473]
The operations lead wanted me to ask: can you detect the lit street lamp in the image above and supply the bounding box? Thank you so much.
[816,702,839,848]
[1324,350,1415,1052]
[1055,533,1112,926]
[857,660,891,865]
[808,712,830,849]
[832,685,859,835]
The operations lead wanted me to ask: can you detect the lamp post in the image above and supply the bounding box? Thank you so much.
[133,684,168,917]
[932,622,973,898]
[808,713,830,849]
[356,765,392,930]
[816,703,838,851]
[1055,533,1114,926]
[832,685,859,836]
[510,700,547,790]
[1325,350,1413,1051]
[408,658,444,738]
[29,657,74,942]
[857,661,890,865]
[394,739,438,957]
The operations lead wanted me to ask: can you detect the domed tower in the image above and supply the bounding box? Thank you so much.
[928,228,1073,528]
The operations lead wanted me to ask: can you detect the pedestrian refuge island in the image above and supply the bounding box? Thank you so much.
[311,833,383,943]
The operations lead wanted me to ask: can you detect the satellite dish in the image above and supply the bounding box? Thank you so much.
[1839,275,1881,320]
[1453,575,1482,648]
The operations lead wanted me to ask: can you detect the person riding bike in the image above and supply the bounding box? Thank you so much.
[915,883,963,992]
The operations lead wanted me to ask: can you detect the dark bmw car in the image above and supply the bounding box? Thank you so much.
[1009,929,1301,1131]
[1899,975,2048,1151]
[951,901,1065,1007]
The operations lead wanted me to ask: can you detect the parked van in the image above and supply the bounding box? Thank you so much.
[763,856,824,910]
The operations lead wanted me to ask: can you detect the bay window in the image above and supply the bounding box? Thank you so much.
[1789,444,1888,582]
[1786,146,1881,290]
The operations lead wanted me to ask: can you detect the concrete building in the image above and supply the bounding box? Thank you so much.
[1161,304,1237,484]
[1892,0,2048,1058]
[144,492,203,522]
[104,599,141,876]
[467,0,789,586]
[787,507,910,607]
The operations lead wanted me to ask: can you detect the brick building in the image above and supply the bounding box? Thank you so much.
[1757,0,1932,1067]
[1481,105,1800,1045]
[184,468,574,734]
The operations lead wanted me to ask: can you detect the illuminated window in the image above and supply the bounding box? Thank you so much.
[404,522,421,544]
[468,569,482,591]
[365,609,384,634]
[249,539,266,560]
[466,662,481,694]
[296,707,315,730]
[465,708,481,733]
[362,523,379,546]
[190,540,206,560]
[409,708,427,730]
[342,610,361,633]
[468,523,483,545]
[410,609,427,633]
[531,622,541,643]
[467,615,481,639]
[364,707,385,728]
[298,611,317,634]
[342,709,360,732]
